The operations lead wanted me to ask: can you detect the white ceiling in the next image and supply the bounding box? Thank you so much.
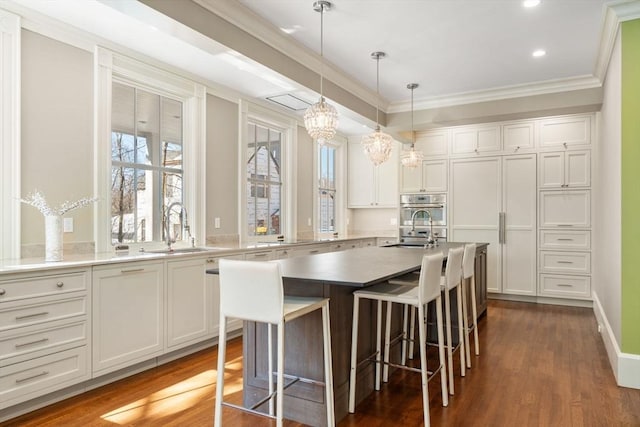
[237,0,609,106]
[3,0,624,134]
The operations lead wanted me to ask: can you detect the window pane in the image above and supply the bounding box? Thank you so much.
[247,122,282,238]
[318,145,337,233]
[111,81,184,246]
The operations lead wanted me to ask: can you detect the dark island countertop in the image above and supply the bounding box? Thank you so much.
[207,242,488,287]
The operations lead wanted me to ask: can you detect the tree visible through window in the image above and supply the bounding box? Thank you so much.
[111,82,183,244]
[247,122,282,237]
[318,144,336,233]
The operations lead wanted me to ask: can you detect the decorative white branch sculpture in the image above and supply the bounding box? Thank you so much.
[20,190,98,261]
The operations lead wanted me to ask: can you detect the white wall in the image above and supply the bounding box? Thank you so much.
[348,208,397,237]
[594,30,622,344]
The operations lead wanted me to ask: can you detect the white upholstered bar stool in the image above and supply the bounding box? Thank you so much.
[214,259,335,427]
[460,243,479,369]
[441,246,466,395]
[348,253,448,426]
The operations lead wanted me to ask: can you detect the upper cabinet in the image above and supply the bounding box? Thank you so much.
[413,129,449,157]
[539,150,591,189]
[451,124,501,155]
[400,159,448,193]
[538,115,591,149]
[348,140,399,208]
[502,121,535,153]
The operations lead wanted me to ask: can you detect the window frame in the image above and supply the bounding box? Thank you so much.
[314,137,346,239]
[95,48,205,253]
[239,101,296,244]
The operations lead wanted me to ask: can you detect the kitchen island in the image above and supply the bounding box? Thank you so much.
[212,243,488,426]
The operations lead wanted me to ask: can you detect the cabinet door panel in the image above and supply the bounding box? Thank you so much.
[565,150,590,187]
[451,129,477,154]
[539,190,590,228]
[92,263,164,375]
[452,229,500,293]
[400,162,422,193]
[422,160,448,193]
[415,129,449,157]
[503,122,535,152]
[167,259,209,349]
[348,142,374,207]
[539,116,591,148]
[539,152,564,188]
[477,127,501,151]
[376,143,399,206]
[450,157,500,227]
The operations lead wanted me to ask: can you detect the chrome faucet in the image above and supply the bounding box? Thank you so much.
[411,209,436,247]
[164,202,193,250]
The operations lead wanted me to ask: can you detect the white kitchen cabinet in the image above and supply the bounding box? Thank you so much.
[166,258,210,350]
[538,115,591,149]
[414,129,449,157]
[450,154,536,295]
[92,261,164,376]
[451,124,501,155]
[244,250,274,261]
[539,150,590,188]
[0,268,91,409]
[539,251,591,275]
[539,190,591,228]
[538,274,591,299]
[348,139,399,208]
[400,159,448,193]
[502,121,535,153]
[539,229,591,251]
[450,156,501,293]
[287,245,328,258]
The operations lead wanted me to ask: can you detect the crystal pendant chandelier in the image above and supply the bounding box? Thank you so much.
[304,1,338,144]
[401,83,424,168]
[361,52,394,166]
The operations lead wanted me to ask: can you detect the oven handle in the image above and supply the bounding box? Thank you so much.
[401,204,445,209]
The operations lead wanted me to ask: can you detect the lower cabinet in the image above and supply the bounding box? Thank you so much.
[92,261,164,376]
[205,254,245,336]
[167,258,211,350]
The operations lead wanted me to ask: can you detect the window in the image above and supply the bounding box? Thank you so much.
[246,122,282,237]
[96,49,205,252]
[110,82,184,244]
[318,144,336,233]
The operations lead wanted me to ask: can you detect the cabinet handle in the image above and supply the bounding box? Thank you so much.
[514,146,520,152]
[56,281,64,288]
[206,259,216,264]
[15,337,49,348]
[558,224,573,227]
[557,284,573,287]
[557,261,574,264]
[0,288,5,296]
[15,371,49,384]
[309,250,320,254]
[557,238,574,241]
[121,268,145,273]
[16,312,49,320]
[253,253,269,257]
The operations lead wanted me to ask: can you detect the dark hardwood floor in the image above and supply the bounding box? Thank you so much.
[3,300,640,426]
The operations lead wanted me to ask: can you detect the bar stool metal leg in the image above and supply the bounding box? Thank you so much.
[322,303,335,426]
[417,301,431,427]
[348,294,360,413]
[456,283,466,377]
[214,316,227,427]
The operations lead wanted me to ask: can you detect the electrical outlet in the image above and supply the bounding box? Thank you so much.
[307,217,312,226]
[214,217,221,229]
[63,218,73,233]
[390,217,397,226]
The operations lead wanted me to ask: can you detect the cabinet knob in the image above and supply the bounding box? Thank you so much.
[563,142,568,149]
[0,288,5,296]
[56,281,64,288]
[206,259,216,264]
[514,146,520,152]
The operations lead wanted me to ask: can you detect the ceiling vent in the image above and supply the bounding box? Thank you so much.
[266,94,311,111]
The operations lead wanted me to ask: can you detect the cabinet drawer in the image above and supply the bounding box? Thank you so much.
[539,230,591,250]
[0,346,88,409]
[539,251,590,274]
[0,296,87,331]
[0,271,88,303]
[539,274,591,299]
[0,320,87,362]
[244,250,273,261]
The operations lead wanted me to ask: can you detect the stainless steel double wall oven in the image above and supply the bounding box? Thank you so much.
[399,194,447,245]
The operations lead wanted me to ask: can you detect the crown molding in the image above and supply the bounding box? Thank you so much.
[594,1,640,82]
[192,0,387,110]
[387,75,602,113]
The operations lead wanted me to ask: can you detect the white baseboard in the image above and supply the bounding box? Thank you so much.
[592,292,640,389]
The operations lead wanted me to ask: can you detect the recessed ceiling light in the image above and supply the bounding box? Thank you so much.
[532,49,546,57]
[523,0,541,7]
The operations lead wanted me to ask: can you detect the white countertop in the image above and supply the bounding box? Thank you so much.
[0,236,389,276]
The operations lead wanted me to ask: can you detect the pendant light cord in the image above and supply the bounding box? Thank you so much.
[375,55,380,130]
[411,85,415,148]
[320,4,324,101]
